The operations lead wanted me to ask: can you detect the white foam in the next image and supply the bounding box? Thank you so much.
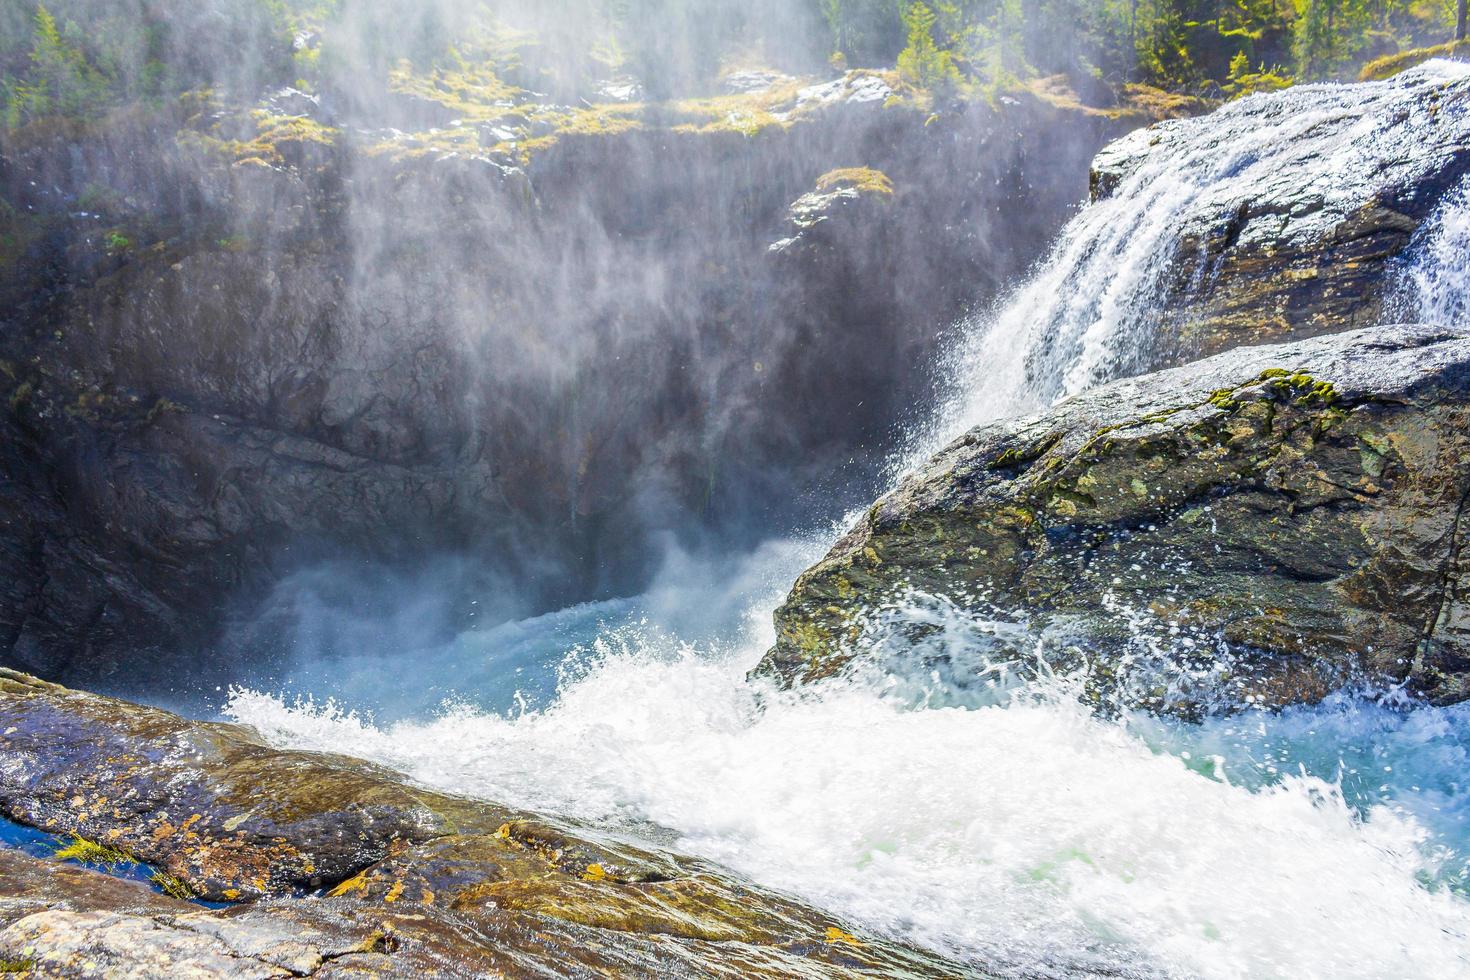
[230,612,1470,978]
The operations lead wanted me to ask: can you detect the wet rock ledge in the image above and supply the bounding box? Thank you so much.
[758,325,1470,712]
[0,669,971,978]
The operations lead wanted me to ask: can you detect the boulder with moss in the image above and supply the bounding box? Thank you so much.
[756,325,1470,712]
[770,167,895,256]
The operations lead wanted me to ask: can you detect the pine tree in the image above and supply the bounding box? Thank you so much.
[897,2,961,95]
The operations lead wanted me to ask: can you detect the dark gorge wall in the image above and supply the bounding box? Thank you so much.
[0,74,1176,692]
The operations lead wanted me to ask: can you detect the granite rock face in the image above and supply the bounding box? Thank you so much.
[758,326,1470,711]
[0,669,977,978]
[1087,61,1470,369]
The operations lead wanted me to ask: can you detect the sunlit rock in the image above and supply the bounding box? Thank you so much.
[0,669,973,978]
[1087,61,1470,364]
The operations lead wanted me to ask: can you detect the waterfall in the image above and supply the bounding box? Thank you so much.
[905,59,1470,473]
[1397,172,1470,323]
[227,61,1470,979]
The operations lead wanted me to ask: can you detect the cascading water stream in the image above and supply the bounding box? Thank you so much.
[230,63,1470,978]
[1395,171,1470,323]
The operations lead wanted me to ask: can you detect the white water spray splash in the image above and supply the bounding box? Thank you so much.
[230,602,1470,979]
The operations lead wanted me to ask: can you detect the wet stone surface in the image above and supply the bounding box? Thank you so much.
[0,669,984,978]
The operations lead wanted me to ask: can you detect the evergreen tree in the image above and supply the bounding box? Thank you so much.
[897,2,961,95]
[4,4,108,126]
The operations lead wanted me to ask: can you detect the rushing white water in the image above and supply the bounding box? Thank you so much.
[230,64,1470,977]
[1395,172,1470,323]
[232,576,1470,978]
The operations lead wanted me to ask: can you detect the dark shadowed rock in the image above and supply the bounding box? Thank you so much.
[757,325,1470,711]
[0,669,983,977]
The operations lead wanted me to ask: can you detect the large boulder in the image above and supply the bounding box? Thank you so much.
[1082,61,1470,377]
[0,669,974,978]
[757,325,1470,711]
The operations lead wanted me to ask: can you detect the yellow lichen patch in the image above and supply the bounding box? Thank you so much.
[1026,75,1213,122]
[364,124,486,163]
[499,104,645,163]
[582,863,607,882]
[824,926,862,946]
[665,75,815,134]
[815,167,894,197]
[384,880,405,903]
[177,109,338,169]
[387,59,523,123]
[329,871,369,897]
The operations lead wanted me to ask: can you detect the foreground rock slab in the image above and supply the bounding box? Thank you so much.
[758,325,1470,710]
[0,669,977,977]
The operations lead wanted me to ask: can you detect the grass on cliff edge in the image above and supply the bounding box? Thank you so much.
[815,167,895,196]
[1360,40,1470,81]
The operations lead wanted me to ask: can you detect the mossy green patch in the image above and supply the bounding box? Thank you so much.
[1262,370,1339,406]
[815,167,894,197]
[991,432,1063,470]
